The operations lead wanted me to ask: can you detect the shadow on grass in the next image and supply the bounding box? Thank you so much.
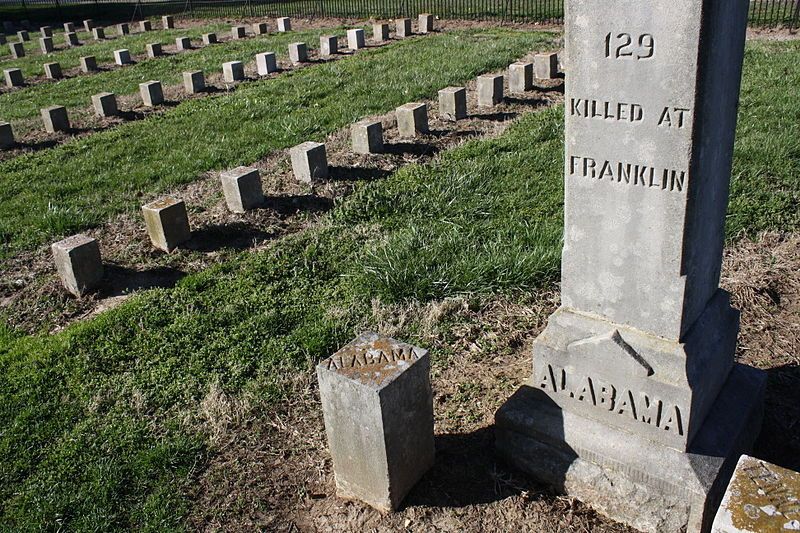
[101,264,186,296]
[183,221,280,253]
[384,141,439,156]
[267,194,334,216]
[327,166,392,182]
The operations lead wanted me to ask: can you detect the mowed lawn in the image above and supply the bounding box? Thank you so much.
[0,38,798,531]
[0,28,555,258]
[0,24,368,133]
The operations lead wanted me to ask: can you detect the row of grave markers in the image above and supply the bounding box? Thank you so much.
[1,16,439,149]
[3,13,433,60]
[49,51,558,297]
[2,16,298,87]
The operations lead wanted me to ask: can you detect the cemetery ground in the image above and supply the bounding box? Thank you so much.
[0,20,798,532]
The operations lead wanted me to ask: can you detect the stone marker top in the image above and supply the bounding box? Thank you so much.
[713,455,800,533]
[318,332,428,388]
[52,233,95,251]
[143,196,181,210]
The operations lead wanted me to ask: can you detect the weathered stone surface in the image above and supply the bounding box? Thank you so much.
[139,20,152,32]
[317,333,435,512]
[10,41,24,59]
[418,13,434,33]
[82,19,93,32]
[146,43,162,57]
[92,92,118,117]
[40,25,53,37]
[202,32,217,45]
[183,70,205,93]
[290,141,328,183]
[4,68,23,88]
[92,27,105,40]
[80,55,97,72]
[712,455,800,533]
[117,23,129,35]
[351,119,384,154]
[175,36,191,51]
[0,122,14,149]
[496,0,764,531]
[253,22,268,35]
[113,49,131,65]
[231,25,246,39]
[141,197,191,252]
[220,166,264,212]
[534,52,559,80]
[395,18,411,38]
[41,105,70,133]
[509,61,533,93]
[477,74,504,107]
[438,86,467,121]
[347,28,365,50]
[289,42,307,64]
[51,234,103,297]
[496,364,766,533]
[320,35,338,57]
[39,36,54,53]
[373,23,389,42]
[64,32,79,46]
[256,51,278,75]
[222,60,245,82]
[64,22,75,32]
[396,102,428,137]
[139,80,164,106]
[44,62,62,79]
[162,15,174,29]
[277,17,291,32]
[16,30,29,41]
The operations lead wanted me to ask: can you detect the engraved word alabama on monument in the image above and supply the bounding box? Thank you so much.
[496,0,767,531]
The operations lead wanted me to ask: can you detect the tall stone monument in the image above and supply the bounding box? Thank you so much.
[495,1,766,532]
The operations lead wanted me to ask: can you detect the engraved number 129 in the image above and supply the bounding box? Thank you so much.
[604,33,655,60]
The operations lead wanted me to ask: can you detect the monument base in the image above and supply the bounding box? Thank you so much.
[495,364,765,533]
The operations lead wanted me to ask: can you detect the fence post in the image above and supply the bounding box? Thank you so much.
[791,0,800,31]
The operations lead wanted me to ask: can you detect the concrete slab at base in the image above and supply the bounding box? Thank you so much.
[495,364,766,533]
[712,455,800,532]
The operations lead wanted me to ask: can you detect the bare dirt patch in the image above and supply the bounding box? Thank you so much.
[0,65,564,334]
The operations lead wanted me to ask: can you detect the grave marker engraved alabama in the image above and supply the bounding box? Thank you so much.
[496,1,766,531]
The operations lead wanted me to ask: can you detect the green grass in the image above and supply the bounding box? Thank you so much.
[0,22,225,72]
[0,28,555,258]
[0,25,366,133]
[0,37,797,532]
[728,39,800,237]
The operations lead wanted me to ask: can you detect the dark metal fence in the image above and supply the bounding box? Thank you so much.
[1,0,798,29]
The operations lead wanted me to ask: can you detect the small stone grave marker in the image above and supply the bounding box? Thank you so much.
[317,333,435,512]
